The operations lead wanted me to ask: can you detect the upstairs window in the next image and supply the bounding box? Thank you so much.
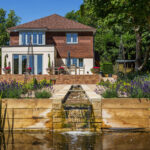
[27,32,32,44]
[33,32,37,45]
[22,32,26,45]
[66,33,78,44]
[38,32,43,45]
[20,31,44,45]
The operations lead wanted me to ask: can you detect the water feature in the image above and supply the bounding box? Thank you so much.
[62,85,95,130]
[0,131,150,150]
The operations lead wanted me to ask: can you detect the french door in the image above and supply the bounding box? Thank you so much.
[13,54,43,74]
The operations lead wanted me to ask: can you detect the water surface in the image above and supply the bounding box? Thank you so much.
[1,131,150,150]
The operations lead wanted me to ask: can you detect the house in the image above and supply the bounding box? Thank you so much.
[1,14,96,75]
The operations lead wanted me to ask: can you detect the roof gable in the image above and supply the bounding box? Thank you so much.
[9,14,96,32]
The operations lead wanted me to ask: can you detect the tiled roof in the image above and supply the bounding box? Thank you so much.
[56,45,94,58]
[8,14,96,32]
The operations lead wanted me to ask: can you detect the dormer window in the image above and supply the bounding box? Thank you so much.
[66,33,78,44]
[20,31,45,45]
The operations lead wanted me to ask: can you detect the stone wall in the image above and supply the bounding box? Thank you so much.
[1,99,53,130]
[2,96,150,131]
[102,98,150,130]
[0,75,100,84]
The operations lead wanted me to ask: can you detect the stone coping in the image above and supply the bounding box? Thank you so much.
[51,85,71,101]
[81,85,102,102]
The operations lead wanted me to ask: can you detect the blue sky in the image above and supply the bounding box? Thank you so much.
[0,0,83,24]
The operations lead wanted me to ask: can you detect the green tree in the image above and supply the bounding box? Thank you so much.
[0,9,20,68]
[89,0,150,70]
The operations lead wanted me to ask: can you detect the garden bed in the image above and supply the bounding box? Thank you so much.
[0,78,53,99]
[95,74,150,99]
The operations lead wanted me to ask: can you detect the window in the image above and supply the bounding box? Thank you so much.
[13,54,43,75]
[22,32,26,45]
[79,58,83,67]
[38,32,43,44]
[72,58,77,66]
[66,58,83,67]
[22,55,27,74]
[20,31,44,45]
[72,33,78,43]
[27,32,32,44]
[13,55,19,74]
[66,33,78,44]
[33,32,37,44]
[66,33,72,43]
[37,55,43,74]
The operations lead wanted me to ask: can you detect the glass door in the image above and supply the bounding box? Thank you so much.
[13,54,43,75]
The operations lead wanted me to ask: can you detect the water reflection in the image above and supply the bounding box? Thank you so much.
[0,131,150,150]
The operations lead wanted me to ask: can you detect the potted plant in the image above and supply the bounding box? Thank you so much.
[58,67,64,74]
[90,66,100,74]
[27,67,32,74]
[3,66,11,74]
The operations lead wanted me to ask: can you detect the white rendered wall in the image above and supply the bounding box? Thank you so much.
[1,46,55,75]
[84,58,94,74]
[56,58,94,75]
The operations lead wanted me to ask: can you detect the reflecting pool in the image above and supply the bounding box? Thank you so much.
[0,131,150,150]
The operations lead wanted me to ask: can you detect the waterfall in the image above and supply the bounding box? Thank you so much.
[62,85,95,130]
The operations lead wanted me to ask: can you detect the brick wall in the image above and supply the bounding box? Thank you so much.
[9,31,94,58]
[46,32,94,58]
[0,75,100,84]
[10,32,19,46]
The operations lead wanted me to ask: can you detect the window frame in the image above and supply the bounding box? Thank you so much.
[22,32,26,45]
[66,58,83,67]
[38,32,43,45]
[66,33,78,44]
[20,31,44,45]
[33,32,37,45]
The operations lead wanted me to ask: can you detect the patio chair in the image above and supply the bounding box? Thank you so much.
[69,65,77,75]
[79,65,85,75]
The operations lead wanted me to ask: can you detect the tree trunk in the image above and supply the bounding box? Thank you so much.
[138,47,150,71]
[135,28,142,71]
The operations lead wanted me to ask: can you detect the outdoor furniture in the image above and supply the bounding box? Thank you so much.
[78,66,85,75]
[69,65,77,75]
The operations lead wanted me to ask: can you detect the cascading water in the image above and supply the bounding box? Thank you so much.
[62,85,95,130]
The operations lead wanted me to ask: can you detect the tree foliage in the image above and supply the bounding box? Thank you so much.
[0,9,20,67]
[65,0,150,71]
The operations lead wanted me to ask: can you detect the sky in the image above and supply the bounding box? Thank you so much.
[0,0,83,24]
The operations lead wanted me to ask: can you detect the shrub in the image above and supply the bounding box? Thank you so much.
[103,62,113,74]
[91,67,100,74]
[98,79,112,88]
[35,90,51,98]
[0,80,23,98]
[102,89,118,98]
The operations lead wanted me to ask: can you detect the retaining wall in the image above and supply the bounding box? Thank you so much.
[1,97,150,131]
[1,99,53,130]
[102,98,150,130]
[0,75,100,84]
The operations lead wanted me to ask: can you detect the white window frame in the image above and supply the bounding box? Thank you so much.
[66,33,78,44]
[20,31,45,45]
[66,58,83,67]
